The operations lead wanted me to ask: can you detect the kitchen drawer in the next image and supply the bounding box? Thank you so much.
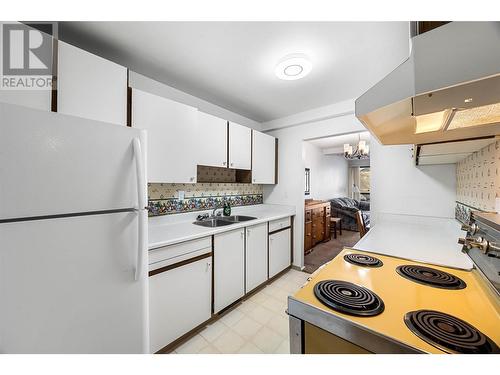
[269,217,291,233]
[149,237,212,270]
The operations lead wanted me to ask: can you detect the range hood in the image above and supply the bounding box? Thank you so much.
[355,22,500,145]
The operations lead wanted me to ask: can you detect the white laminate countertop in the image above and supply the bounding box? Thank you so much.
[352,213,473,270]
[148,204,296,250]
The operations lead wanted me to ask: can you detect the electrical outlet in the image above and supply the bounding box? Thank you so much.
[178,190,185,200]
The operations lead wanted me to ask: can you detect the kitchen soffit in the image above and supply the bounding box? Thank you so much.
[58,21,410,122]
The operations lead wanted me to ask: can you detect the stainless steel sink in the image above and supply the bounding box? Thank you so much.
[222,215,257,222]
[193,218,235,227]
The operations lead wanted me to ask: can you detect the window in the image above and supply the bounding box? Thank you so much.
[359,167,370,201]
[305,168,310,195]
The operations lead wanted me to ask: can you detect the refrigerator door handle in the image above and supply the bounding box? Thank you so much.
[133,137,147,281]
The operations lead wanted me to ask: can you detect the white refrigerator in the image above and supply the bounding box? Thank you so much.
[0,102,149,353]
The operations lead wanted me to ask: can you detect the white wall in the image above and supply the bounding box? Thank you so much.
[303,142,348,200]
[370,139,456,223]
[263,100,365,269]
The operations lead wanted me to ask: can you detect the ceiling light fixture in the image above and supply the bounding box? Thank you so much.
[344,134,370,160]
[275,54,312,81]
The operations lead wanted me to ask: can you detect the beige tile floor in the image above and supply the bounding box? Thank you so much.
[172,269,310,354]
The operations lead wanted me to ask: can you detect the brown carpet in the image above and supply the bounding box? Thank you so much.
[303,230,361,274]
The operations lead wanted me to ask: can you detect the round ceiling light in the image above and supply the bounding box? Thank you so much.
[275,54,312,80]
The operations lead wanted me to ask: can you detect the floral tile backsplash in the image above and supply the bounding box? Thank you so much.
[148,183,264,216]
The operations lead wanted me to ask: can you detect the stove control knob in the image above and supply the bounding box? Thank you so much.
[460,223,478,235]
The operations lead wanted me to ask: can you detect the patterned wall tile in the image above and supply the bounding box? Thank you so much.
[148,182,263,200]
[148,194,263,216]
[147,164,264,216]
[456,140,499,212]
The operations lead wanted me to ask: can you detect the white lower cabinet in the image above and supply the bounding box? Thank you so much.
[269,228,291,278]
[245,223,268,293]
[149,255,212,353]
[214,228,245,313]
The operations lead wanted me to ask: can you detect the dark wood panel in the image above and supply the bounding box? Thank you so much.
[304,201,331,253]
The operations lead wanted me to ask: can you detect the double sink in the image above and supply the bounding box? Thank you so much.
[193,215,257,227]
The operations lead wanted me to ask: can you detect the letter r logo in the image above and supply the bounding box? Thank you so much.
[2,23,52,75]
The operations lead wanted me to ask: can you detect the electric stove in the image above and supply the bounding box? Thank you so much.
[288,247,500,354]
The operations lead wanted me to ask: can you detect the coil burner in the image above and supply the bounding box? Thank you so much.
[313,280,384,317]
[396,265,466,290]
[405,310,499,354]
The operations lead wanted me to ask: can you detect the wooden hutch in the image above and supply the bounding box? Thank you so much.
[304,200,331,254]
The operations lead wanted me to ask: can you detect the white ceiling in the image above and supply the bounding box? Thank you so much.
[60,22,409,122]
[308,131,370,153]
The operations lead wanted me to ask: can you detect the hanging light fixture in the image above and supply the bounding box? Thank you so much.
[344,134,370,160]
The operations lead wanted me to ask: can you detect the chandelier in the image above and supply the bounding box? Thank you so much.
[344,134,369,160]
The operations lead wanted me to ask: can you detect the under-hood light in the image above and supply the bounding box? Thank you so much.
[415,110,449,134]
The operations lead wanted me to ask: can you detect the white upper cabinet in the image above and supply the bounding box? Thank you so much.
[132,89,198,183]
[57,41,127,126]
[228,122,252,170]
[252,131,276,184]
[197,111,228,168]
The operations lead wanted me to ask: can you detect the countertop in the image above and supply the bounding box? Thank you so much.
[352,213,473,270]
[148,204,296,250]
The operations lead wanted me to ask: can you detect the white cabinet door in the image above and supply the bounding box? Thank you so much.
[269,229,291,278]
[149,256,212,353]
[252,131,276,184]
[214,228,245,313]
[132,89,198,183]
[197,111,228,168]
[245,223,268,293]
[228,122,251,170]
[57,41,127,126]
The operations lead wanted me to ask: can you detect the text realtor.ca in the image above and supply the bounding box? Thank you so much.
[1,22,55,90]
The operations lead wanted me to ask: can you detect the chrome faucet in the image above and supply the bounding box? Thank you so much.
[211,207,222,218]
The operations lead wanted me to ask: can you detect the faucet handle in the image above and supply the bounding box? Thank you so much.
[197,213,209,221]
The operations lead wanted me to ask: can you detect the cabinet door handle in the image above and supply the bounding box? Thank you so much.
[223,161,227,166]
[247,229,251,236]
[206,262,211,271]
[230,162,234,167]
[189,176,195,182]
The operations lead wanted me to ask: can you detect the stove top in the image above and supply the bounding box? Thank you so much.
[396,265,466,290]
[313,280,384,317]
[404,310,500,354]
[344,253,383,267]
[290,249,500,353]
